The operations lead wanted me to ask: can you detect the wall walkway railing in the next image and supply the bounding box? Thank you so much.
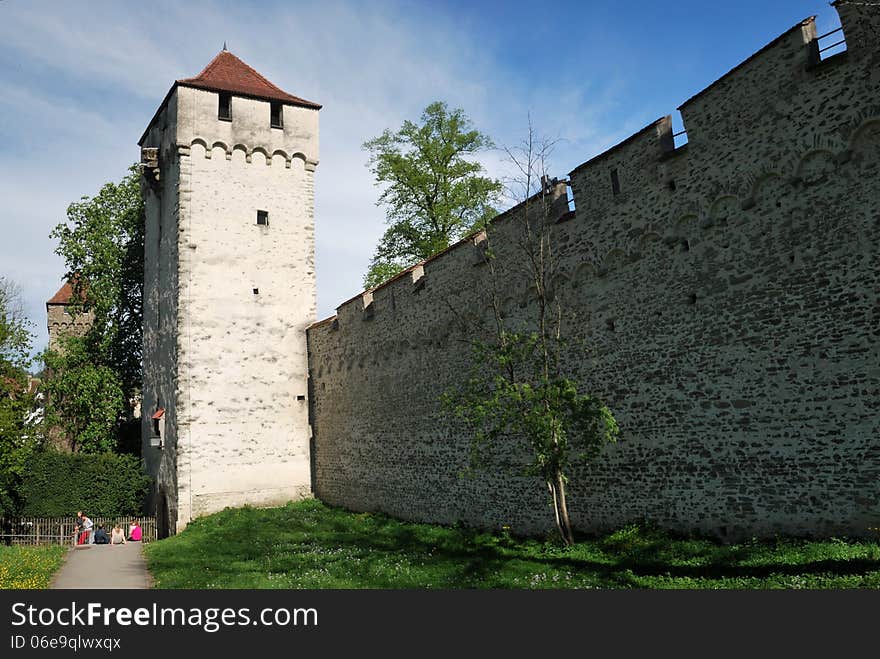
[817,26,846,57]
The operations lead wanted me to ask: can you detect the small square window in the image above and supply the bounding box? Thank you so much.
[218,93,232,121]
[253,288,260,295]
[256,210,269,226]
[270,102,283,129]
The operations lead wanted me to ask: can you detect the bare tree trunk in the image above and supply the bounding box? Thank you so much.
[555,471,575,546]
[548,475,574,546]
[547,480,564,542]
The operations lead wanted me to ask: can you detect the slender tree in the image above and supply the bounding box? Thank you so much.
[363,101,502,288]
[42,165,144,452]
[49,165,144,401]
[0,276,40,513]
[442,127,618,546]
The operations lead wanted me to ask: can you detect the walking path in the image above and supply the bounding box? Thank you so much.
[51,542,151,589]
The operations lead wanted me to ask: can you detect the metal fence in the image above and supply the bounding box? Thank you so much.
[0,516,157,546]
[817,26,846,57]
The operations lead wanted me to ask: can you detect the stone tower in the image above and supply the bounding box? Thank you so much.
[138,50,320,536]
[46,280,93,352]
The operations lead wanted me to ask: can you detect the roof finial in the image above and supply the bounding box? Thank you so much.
[222,41,227,51]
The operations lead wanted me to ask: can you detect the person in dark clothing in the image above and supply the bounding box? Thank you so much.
[93,525,110,544]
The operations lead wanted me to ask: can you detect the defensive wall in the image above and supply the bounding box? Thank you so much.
[307,4,880,539]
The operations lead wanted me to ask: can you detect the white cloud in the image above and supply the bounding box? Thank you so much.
[0,0,627,357]
[0,0,186,100]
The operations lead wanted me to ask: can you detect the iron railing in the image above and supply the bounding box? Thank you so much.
[817,26,846,56]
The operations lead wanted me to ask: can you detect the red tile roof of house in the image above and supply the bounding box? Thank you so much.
[177,49,321,109]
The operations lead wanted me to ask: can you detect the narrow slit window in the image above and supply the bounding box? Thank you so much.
[270,102,283,129]
[218,93,232,121]
[610,169,621,195]
[256,210,269,226]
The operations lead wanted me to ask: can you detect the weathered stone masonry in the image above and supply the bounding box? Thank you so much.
[308,5,880,539]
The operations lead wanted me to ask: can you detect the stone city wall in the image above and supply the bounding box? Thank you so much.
[307,6,880,539]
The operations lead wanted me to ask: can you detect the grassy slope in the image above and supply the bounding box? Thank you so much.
[0,545,68,589]
[144,499,880,589]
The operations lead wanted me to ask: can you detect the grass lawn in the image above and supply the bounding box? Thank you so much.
[144,499,880,589]
[0,545,68,589]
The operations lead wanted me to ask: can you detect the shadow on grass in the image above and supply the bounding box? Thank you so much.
[268,520,880,585]
[145,501,880,588]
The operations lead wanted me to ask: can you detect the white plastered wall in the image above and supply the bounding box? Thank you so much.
[143,85,318,532]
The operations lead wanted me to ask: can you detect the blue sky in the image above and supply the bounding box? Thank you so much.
[0,0,842,359]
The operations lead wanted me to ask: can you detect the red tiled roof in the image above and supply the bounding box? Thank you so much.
[47,278,87,306]
[47,281,74,305]
[177,50,321,109]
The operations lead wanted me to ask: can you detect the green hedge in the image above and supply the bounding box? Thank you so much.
[17,451,151,517]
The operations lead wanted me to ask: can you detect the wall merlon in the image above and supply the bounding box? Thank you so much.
[335,290,373,325]
[678,17,816,113]
[569,117,668,178]
[410,264,425,285]
[568,117,668,226]
[831,0,880,53]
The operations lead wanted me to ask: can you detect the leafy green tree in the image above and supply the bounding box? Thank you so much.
[363,101,502,288]
[49,165,144,404]
[442,130,618,546]
[0,276,40,514]
[43,166,144,451]
[41,336,124,453]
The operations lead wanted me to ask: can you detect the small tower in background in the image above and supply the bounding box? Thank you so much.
[46,279,93,352]
[138,50,320,536]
